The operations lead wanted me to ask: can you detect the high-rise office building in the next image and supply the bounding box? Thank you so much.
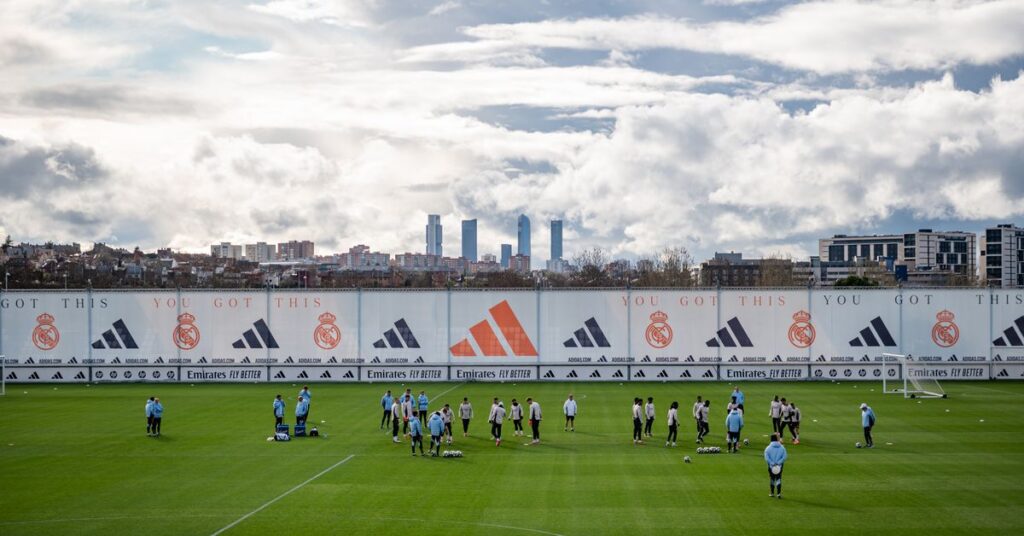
[517,214,531,259]
[981,223,1024,287]
[461,219,477,261]
[426,214,443,256]
[500,244,512,269]
[550,219,563,260]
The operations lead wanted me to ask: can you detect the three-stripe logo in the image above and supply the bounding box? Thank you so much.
[373,318,420,349]
[706,317,753,347]
[450,300,537,357]
[232,319,279,349]
[849,316,897,347]
[563,317,611,348]
[92,319,139,349]
[992,315,1024,347]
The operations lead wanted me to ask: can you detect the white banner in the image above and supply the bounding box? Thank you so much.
[449,291,538,364]
[539,365,628,381]
[628,290,720,364]
[451,366,537,381]
[720,365,808,381]
[179,366,266,382]
[629,365,719,381]
[361,291,446,365]
[362,366,448,382]
[269,366,359,382]
[718,290,811,363]
[990,290,1024,362]
[810,364,896,381]
[904,363,989,381]
[2,366,89,383]
[900,290,989,363]
[539,290,629,364]
[92,366,179,382]
[0,292,89,364]
[268,291,360,364]
[993,364,1024,380]
[810,290,901,364]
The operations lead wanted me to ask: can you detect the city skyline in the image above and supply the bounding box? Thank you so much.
[1,1,1023,264]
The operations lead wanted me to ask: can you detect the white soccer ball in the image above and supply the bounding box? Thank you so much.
[743,438,749,446]
[684,456,691,463]
[855,442,863,448]
[267,436,274,441]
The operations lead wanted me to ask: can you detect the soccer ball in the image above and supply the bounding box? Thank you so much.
[743,438,750,446]
[855,442,863,448]
[684,456,692,463]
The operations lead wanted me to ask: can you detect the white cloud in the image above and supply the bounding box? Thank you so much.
[429,1,461,16]
[405,2,1024,74]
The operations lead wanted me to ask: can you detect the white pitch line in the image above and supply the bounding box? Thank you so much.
[209,454,355,536]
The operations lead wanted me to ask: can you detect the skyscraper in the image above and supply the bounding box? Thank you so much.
[500,244,512,269]
[461,219,478,261]
[517,214,531,258]
[550,219,563,260]
[426,214,442,256]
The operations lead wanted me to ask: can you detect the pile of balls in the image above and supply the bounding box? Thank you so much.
[697,446,721,454]
[442,450,463,458]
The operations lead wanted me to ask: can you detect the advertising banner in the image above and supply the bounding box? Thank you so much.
[2,366,89,383]
[993,364,1024,380]
[718,290,811,364]
[361,291,446,365]
[809,364,896,381]
[449,291,539,365]
[268,366,359,382]
[268,291,360,365]
[91,366,179,382]
[539,290,628,364]
[539,365,628,381]
[362,366,448,382]
[450,366,537,382]
[900,289,989,363]
[0,292,89,365]
[720,365,809,381]
[810,290,901,365]
[990,290,1024,363]
[627,290,720,364]
[629,365,719,381]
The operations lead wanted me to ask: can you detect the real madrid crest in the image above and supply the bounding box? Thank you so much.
[173,312,200,350]
[32,313,60,351]
[931,309,959,348]
[314,312,341,350]
[644,311,673,348]
[787,310,815,348]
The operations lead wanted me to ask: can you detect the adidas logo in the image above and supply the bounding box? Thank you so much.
[74,371,86,380]
[198,356,207,364]
[860,355,871,362]
[274,371,286,379]
[544,370,555,378]
[949,355,958,362]
[110,357,122,364]
[450,300,538,357]
[685,355,694,362]
[297,371,308,379]
[641,355,652,363]
[589,370,601,378]
[772,355,783,363]
[342,370,354,378]
[706,317,753,347]
[994,354,1003,361]
[373,318,421,349]
[25,357,35,364]
[29,372,40,380]
[612,370,624,378]
[562,317,611,348]
[728,355,738,362]
[849,317,897,347]
[567,370,578,378]
[5,372,16,380]
[154,356,164,364]
[657,370,669,378]
[680,370,691,378]
[328,356,337,363]
[68,357,78,364]
[597,356,608,363]
[320,371,332,379]
[284,356,294,364]
[414,356,424,363]
[992,315,1024,347]
[997,369,1009,378]
[241,356,251,363]
[371,356,381,363]
[231,319,279,349]
[51,372,63,380]
[816,355,826,362]
[702,369,715,378]
[634,370,646,378]
[92,319,139,349]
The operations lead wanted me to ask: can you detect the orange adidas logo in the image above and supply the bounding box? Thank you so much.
[450,300,538,357]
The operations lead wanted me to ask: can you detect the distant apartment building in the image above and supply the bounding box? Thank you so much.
[481,253,497,263]
[509,254,531,274]
[244,242,276,262]
[980,223,1024,287]
[500,244,512,269]
[338,245,390,271]
[700,252,793,287]
[426,214,443,256]
[393,252,443,272]
[277,240,314,260]
[461,219,477,262]
[211,242,243,260]
[546,258,569,273]
[819,229,976,281]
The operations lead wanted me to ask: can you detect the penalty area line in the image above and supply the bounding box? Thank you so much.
[209,454,355,536]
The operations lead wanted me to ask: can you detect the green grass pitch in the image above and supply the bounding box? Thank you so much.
[1,381,1023,535]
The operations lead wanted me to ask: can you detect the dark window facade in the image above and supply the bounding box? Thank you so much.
[886,243,897,259]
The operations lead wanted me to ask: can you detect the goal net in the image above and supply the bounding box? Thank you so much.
[883,353,946,399]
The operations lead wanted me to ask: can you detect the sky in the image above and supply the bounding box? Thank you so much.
[1,0,1023,266]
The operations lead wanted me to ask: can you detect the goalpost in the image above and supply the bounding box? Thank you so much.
[1,355,5,396]
[882,353,946,399]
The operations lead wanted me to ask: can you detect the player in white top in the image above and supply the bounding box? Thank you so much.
[789,402,801,444]
[697,400,710,444]
[644,397,656,437]
[770,395,782,436]
[779,398,793,441]
[666,401,679,447]
[563,394,578,432]
[632,398,644,444]
[390,399,402,443]
[492,402,506,447]
[441,403,454,444]
[510,399,524,436]
[692,395,703,441]
[488,397,500,440]
[527,398,542,444]
[459,397,473,437]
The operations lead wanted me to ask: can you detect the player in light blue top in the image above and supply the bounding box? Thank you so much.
[409,411,425,456]
[860,403,876,448]
[725,408,744,453]
[273,395,285,429]
[145,397,155,436]
[151,398,164,436]
[764,433,788,498]
[418,391,429,426]
[380,390,394,430]
[732,386,745,410]
[427,411,445,457]
[296,396,309,425]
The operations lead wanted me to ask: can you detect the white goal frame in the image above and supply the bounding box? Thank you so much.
[1,355,5,396]
[882,353,946,399]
